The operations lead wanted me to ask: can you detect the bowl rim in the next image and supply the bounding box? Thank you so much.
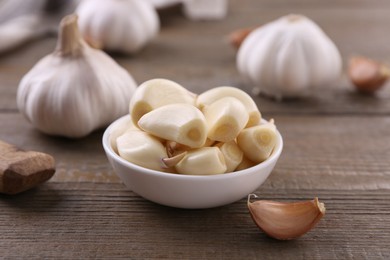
[102,115,283,181]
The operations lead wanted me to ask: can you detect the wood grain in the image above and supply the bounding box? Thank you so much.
[0,184,389,259]
[0,0,390,258]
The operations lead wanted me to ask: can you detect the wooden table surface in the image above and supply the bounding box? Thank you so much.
[1,0,390,259]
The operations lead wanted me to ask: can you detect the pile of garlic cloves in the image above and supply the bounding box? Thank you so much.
[112,78,278,175]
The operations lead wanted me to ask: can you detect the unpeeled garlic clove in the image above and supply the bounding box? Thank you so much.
[138,103,207,148]
[348,56,390,94]
[175,147,227,175]
[237,120,277,163]
[247,194,326,240]
[130,79,196,125]
[196,86,261,127]
[228,27,255,50]
[203,97,249,142]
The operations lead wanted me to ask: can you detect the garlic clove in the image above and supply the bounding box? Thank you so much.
[237,120,277,163]
[348,56,390,94]
[247,194,326,240]
[215,141,243,172]
[117,129,168,172]
[196,86,261,127]
[228,27,255,50]
[175,147,227,175]
[203,97,249,142]
[138,103,207,148]
[130,79,196,125]
[235,156,256,171]
[109,116,137,154]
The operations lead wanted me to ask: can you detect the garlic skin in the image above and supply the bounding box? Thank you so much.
[17,14,137,138]
[76,0,159,54]
[237,14,342,99]
[247,194,326,240]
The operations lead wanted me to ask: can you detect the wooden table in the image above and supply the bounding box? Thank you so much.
[1,1,390,258]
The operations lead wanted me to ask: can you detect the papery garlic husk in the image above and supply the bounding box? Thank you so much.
[203,97,249,142]
[196,86,261,127]
[130,78,196,125]
[117,129,169,172]
[17,14,137,138]
[237,120,277,163]
[76,0,159,54]
[247,195,326,240]
[175,147,227,175]
[138,103,207,148]
[237,14,342,99]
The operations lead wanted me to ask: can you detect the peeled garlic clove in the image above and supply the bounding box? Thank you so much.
[17,14,137,138]
[76,0,159,54]
[204,97,249,142]
[130,79,196,125]
[175,147,227,175]
[348,56,390,94]
[196,86,261,127]
[237,14,342,99]
[109,116,137,154]
[215,141,243,173]
[235,156,256,171]
[247,195,326,240]
[237,120,277,163]
[117,129,168,171]
[138,103,207,148]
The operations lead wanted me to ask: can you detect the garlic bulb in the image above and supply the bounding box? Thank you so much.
[76,0,159,54]
[237,14,342,99]
[17,14,137,138]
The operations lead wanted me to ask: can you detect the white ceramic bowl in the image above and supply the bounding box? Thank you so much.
[103,115,283,209]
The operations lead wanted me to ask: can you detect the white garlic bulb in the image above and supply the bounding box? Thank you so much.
[76,0,159,54]
[237,14,342,99]
[17,14,137,138]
